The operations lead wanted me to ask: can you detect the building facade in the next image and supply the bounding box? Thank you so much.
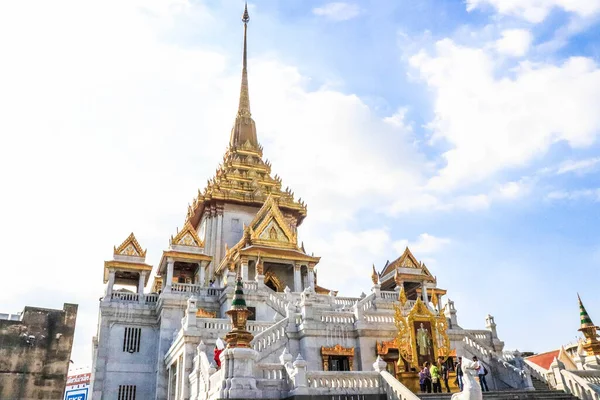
[90,6,537,400]
[0,303,78,400]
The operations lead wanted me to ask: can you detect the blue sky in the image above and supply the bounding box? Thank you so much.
[1,0,599,367]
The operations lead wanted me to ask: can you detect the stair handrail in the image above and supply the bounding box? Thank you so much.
[523,359,552,387]
[355,292,376,312]
[379,370,420,400]
[560,369,600,400]
[250,316,289,353]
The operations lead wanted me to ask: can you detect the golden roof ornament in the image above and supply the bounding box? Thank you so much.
[371,264,379,285]
[394,268,402,286]
[230,1,257,148]
[398,286,407,306]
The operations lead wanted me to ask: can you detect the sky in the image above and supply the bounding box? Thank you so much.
[1,0,600,368]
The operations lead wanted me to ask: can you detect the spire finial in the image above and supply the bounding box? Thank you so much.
[577,294,600,356]
[230,2,258,148]
[242,2,249,24]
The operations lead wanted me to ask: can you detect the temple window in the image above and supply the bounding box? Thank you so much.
[321,344,354,372]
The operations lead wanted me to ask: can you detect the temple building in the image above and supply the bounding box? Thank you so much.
[89,5,596,400]
[523,295,600,398]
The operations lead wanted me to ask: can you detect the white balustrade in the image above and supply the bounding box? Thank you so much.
[251,317,289,354]
[171,283,202,293]
[319,313,355,324]
[266,292,289,317]
[259,364,286,380]
[561,370,600,400]
[357,293,376,312]
[111,292,139,302]
[364,314,395,324]
[243,281,258,291]
[144,294,159,303]
[305,371,381,393]
[379,291,397,300]
[195,318,272,335]
[334,297,358,307]
[380,370,420,400]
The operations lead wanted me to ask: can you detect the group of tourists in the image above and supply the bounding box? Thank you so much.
[419,356,490,394]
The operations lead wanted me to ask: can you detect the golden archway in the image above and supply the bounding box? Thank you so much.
[264,270,284,292]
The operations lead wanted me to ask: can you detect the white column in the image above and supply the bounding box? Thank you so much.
[105,270,116,301]
[214,206,224,268]
[241,257,249,281]
[209,208,218,278]
[138,271,146,303]
[307,264,315,291]
[167,366,172,400]
[199,263,206,287]
[165,259,174,293]
[174,358,180,400]
[293,264,302,292]
[422,282,429,304]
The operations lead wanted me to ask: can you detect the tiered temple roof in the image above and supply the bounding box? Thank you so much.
[184,3,306,229]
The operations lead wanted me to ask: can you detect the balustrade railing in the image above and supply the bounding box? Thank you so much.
[266,291,289,317]
[379,291,398,301]
[319,313,355,324]
[364,314,394,324]
[561,370,600,400]
[168,284,222,297]
[356,293,376,312]
[111,292,139,302]
[171,283,201,293]
[251,317,288,354]
[380,370,420,400]
[334,296,358,307]
[144,294,159,303]
[259,364,286,380]
[195,318,272,335]
[306,371,381,392]
[243,281,258,292]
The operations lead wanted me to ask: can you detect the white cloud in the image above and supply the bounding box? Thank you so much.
[547,188,600,201]
[557,157,600,175]
[495,29,532,57]
[466,0,600,23]
[410,39,600,191]
[312,2,361,21]
[393,233,451,255]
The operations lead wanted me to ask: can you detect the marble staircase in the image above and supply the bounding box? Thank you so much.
[418,389,577,400]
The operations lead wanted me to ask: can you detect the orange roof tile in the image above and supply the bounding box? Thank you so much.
[526,350,560,370]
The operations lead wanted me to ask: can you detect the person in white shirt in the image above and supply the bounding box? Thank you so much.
[471,356,489,392]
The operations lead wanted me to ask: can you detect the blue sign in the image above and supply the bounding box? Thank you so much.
[65,388,88,400]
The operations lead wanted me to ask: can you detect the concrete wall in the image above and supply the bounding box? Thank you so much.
[0,303,77,400]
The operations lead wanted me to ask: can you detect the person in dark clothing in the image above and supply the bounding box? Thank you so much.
[456,357,464,391]
[438,356,451,393]
[419,362,432,393]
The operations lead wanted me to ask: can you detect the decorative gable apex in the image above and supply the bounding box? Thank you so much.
[114,233,147,258]
[379,247,435,284]
[249,196,297,248]
[170,221,204,248]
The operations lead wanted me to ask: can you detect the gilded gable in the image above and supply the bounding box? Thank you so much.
[114,233,147,258]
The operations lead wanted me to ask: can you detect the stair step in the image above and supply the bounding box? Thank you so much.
[418,390,577,400]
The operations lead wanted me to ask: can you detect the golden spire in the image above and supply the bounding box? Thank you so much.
[578,294,600,355]
[230,2,258,149]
